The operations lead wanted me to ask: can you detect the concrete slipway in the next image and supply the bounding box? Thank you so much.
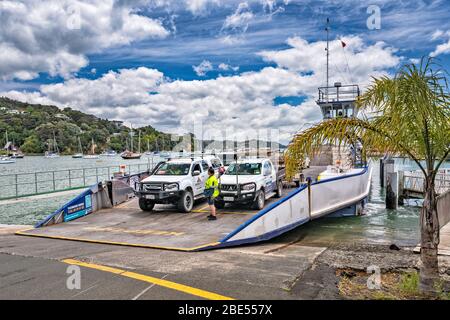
[15,166,372,252]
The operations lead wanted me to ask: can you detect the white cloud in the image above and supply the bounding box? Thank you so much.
[259,36,400,87]
[430,40,450,57]
[193,60,214,76]
[1,36,401,143]
[184,0,221,16]
[222,2,254,33]
[429,30,450,57]
[218,63,239,71]
[0,0,169,80]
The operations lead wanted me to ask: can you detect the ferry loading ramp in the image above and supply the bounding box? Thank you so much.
[17,166,372,251]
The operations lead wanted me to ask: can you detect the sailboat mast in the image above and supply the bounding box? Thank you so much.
[138,131,141,154]
[53,131,59,153]
[130,124,133,152]
[78,136,82,153]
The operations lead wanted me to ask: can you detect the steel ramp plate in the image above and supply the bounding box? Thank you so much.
[16,198,257,251]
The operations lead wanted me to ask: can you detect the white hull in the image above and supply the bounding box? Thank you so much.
[220,165,372,246]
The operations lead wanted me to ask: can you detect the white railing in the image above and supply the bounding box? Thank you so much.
[403,169,450,195]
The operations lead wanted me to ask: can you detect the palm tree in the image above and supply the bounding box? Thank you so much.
[285,57,450,292]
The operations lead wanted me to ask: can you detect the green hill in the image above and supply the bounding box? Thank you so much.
[0,97,175,155]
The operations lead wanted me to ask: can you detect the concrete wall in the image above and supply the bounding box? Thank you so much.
[437,189,450,228]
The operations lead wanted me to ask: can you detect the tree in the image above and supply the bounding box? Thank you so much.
[285,57,450,292]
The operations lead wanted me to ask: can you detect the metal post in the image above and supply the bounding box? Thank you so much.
[380,158,384,187]
[83,168,86,186]
[384,159,395,188]
[69,170,72,188]
[52,171,56,191]
[307,177,312,220]
[96,167,99,183]
[35,172,38,194]
[386,172,398,209]
[15,174,18,198]
[398,171,404,206]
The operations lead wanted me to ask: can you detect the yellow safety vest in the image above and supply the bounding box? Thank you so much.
[205,175,219,198]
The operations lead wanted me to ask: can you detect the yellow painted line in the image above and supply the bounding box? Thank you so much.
[83,226,185,237]
[62,259,234,300]
[15,229,220,252]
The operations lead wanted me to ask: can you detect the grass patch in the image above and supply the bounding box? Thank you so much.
[398,271,419,295]
[337,268,449,300]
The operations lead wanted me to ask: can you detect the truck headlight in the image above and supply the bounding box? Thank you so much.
[164,183,179,191]
[241,183,256,191]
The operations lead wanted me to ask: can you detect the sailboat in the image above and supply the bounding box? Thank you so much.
[4,131,24,158]
[83,138,99,159]
[144,139,154,156]
[72,136,83,158]
[159,135,170,159]
[121,127,142,159]
[0,133,15,163]
[100,149,117,157]
[45,131,60,158]
[0,156,15,164]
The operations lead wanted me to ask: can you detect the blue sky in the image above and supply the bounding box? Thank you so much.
[1,0,450,142]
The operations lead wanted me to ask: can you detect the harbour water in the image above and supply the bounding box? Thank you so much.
[0,157,448,246]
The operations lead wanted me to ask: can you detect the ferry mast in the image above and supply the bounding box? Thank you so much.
[317,18,360,119]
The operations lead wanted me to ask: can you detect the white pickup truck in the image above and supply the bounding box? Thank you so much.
[216,158,285,210]
[135,156,223,212]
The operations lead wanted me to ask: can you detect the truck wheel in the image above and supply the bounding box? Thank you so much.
[275,180,283,198]
[178,190,194,213]
[139,198,155,211]
[215,200,225,209]
[252,189,265,210]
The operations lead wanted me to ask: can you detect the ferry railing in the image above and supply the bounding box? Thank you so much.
[0,162,156,200]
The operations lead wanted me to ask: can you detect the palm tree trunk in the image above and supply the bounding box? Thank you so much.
[419,174,440,292]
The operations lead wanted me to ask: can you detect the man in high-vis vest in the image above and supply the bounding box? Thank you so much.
[204,167,219,220]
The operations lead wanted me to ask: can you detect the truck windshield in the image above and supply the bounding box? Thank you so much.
[225,163,261,175]
[155,163,190,175]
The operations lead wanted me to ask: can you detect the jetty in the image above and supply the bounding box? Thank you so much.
[16,164,372,251]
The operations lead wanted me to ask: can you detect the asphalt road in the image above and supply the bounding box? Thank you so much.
[0,225,326,300]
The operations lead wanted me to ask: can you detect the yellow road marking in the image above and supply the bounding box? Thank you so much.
[15,229,220,252]
[83,226,185,236]
[62,259,234,300]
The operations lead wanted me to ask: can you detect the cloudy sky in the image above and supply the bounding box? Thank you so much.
[1,0,450,143]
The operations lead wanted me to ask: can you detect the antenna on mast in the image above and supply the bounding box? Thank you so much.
[325,17,330,102]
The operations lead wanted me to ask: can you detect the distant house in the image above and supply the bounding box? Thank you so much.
[55,113,70,120]
[111,120,124,129]
[6,109,20,115]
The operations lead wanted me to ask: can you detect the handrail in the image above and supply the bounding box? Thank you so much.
[0,162,154,200]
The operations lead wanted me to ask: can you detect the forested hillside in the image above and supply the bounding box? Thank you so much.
[0,97,175,154]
